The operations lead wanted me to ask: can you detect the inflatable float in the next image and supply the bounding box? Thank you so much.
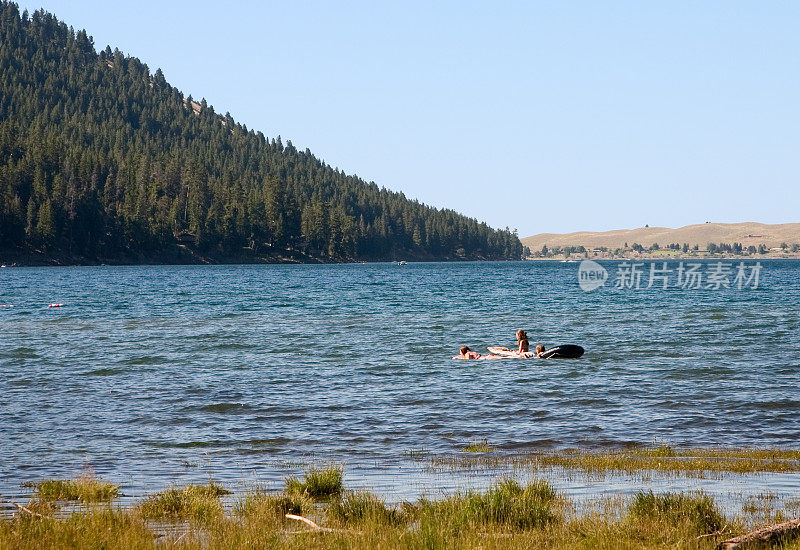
[487,345,584,359]
[488,346,535,358]
[539,344,584,359]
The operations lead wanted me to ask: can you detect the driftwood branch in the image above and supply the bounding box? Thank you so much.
[13,502,49,519]
[285,514,331,531]
[284,514,363,535]
[717,517,800,550]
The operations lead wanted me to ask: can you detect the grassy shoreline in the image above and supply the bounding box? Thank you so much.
[428,445,800,476]
[4,448,800,549]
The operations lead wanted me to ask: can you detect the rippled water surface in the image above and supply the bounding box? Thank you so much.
[1,261,799,505]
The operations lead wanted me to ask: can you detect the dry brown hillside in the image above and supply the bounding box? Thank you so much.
[522,222,800,252]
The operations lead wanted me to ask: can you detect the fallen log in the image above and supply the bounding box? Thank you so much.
[284,514,363,535]
[717,517,800,550]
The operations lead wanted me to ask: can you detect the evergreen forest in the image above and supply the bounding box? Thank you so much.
[0,2,524,264]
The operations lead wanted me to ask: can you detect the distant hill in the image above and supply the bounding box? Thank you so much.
[0,2,523,264]
[522,222,800,253]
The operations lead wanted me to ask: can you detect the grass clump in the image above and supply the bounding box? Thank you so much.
[628,490,724,535]
[326,490,405,526]
[285,465,343,499]
[23,476,120,503]
[234,491,313,520]
[137,482,230,522]
[420,478,562,531]
[471,478,561,529]
[463,438,496,453]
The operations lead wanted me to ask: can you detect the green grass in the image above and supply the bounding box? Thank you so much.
[22,476,120,503]
[632,445,800,460]
[9,453,800,550]
[136,482,231,522]
[1,506,156,550]
[326,490,405,525]
[6,475,800,550]
[234,490,313,520]
[628,491,724,535]
[416,478,563,533]
[463,438,496,453]
[285,464,343,499]
[431,445,800,476]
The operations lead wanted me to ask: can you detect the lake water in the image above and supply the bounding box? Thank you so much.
[1,260,799,509]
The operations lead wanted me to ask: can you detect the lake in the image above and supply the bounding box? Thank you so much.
[1,260,798,508]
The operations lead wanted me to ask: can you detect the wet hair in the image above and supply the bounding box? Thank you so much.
[460,346,470,355]
[536,344,545,354]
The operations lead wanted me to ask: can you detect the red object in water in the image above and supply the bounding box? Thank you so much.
[48,303,63,308]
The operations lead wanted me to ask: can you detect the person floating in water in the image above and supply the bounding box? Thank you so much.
[535,344,546,357]
[454,346,501,360]
[516,330,529,355]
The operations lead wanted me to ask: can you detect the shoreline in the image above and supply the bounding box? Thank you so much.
[2,255,799,268]
[0,253,517,268]
[6,446,800,515]
[5,447,800,549]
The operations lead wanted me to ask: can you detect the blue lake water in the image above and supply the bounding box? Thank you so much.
[1,260,799,508]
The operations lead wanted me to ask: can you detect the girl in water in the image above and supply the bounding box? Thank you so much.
[516,330,529,355]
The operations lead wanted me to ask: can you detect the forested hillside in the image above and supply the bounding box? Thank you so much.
[0,3,523,264]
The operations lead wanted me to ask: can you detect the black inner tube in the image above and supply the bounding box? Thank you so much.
[540,344,584,359]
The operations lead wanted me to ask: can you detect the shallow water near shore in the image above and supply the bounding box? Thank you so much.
[1,260,799,511]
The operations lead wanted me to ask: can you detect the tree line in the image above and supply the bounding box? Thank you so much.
[0,3,524,263]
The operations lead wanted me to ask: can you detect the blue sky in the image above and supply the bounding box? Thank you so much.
[19,1,800,236]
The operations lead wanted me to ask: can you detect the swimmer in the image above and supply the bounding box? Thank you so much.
[454,345,482,359]
[535,344,546,357]
[454,346,501,360]
[516,330,529,355]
